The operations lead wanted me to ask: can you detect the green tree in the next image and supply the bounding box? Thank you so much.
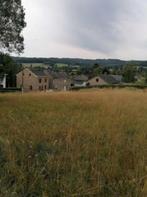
[92,63,103,76]
[0,0,26,53]
[123,64,137,83]
[0,53,21,87]
[143,71,147,84]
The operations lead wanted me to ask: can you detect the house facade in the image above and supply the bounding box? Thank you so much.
[16,68,53,92]
[52,72,72,91]
[53,78,72,91]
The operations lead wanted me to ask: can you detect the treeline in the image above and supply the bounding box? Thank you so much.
[13,57,147,68]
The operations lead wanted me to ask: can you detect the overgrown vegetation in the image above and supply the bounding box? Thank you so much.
[0,90,146,196]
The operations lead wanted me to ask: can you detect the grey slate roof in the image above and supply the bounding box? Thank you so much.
[47,71,68,79]
[99,74,122,84]
[30,68,69,79]
[73,75,88,82]
[30,69,49,77]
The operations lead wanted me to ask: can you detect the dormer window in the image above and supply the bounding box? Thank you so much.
[29,73,31,77]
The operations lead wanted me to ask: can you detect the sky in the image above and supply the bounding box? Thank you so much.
[21,0,147,60]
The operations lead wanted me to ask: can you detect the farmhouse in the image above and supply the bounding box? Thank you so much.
[16,68,53,92]
[0,74,7,88]
[88,75,123,86]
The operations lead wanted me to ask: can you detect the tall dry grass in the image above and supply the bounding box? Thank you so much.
[0,89,146,196]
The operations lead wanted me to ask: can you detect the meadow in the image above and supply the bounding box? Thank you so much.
[0,89,146,196]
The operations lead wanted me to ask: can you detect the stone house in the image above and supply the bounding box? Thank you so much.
[16,68,53,92]
[88,75,123,86]
[52,72,72,91]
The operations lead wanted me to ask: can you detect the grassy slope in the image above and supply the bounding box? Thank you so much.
[0,90,146,196]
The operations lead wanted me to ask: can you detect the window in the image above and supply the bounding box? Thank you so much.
[44,85,47,90]
[39,78,42,83]
[39,86,43,91]
[29,73,31,77]
[29,85,33,90]
[45,78,47,83]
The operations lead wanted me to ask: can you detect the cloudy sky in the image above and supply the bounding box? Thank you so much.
[22,0,147,60]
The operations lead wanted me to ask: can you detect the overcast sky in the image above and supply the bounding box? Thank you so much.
[22,0,147,60]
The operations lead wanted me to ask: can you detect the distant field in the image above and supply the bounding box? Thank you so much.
[0,90,146,196]
[55,63,68,68]
[22,63,48,68]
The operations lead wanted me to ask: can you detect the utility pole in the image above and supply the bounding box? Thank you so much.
[64,79,67,91]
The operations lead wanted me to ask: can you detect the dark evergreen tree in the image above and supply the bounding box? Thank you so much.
[123,64,137,83]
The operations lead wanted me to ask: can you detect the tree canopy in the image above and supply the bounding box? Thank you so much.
[0,53,21,87]
[123,64,137,83]
[0,0,26,53]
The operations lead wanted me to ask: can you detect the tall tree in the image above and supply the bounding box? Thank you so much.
[0,0,26,53]
[0,53,22,87]
[123,64,137,83]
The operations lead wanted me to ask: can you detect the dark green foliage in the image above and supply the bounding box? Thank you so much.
[123,64,137,83]
[92,63,103,76]
[0,53,21,87]
[143,72,147,84]
[0,0,26,53]
[13,57,147,68]
[71,84,147,90]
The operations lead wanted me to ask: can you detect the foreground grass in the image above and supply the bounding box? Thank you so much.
[0,90,146,196]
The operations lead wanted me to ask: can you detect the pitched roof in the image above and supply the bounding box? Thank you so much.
[48,71,68,79]
[73,75,88,82]
[30,69,48,77]
[99,74,122,84]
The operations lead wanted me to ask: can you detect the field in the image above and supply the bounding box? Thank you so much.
[0,90,146,196]
[22,63,48,68]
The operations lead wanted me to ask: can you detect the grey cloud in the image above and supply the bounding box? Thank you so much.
[58,0,139,54]
[22,0,147,59]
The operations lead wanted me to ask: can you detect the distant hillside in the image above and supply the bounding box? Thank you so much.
[13,57,147,68]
